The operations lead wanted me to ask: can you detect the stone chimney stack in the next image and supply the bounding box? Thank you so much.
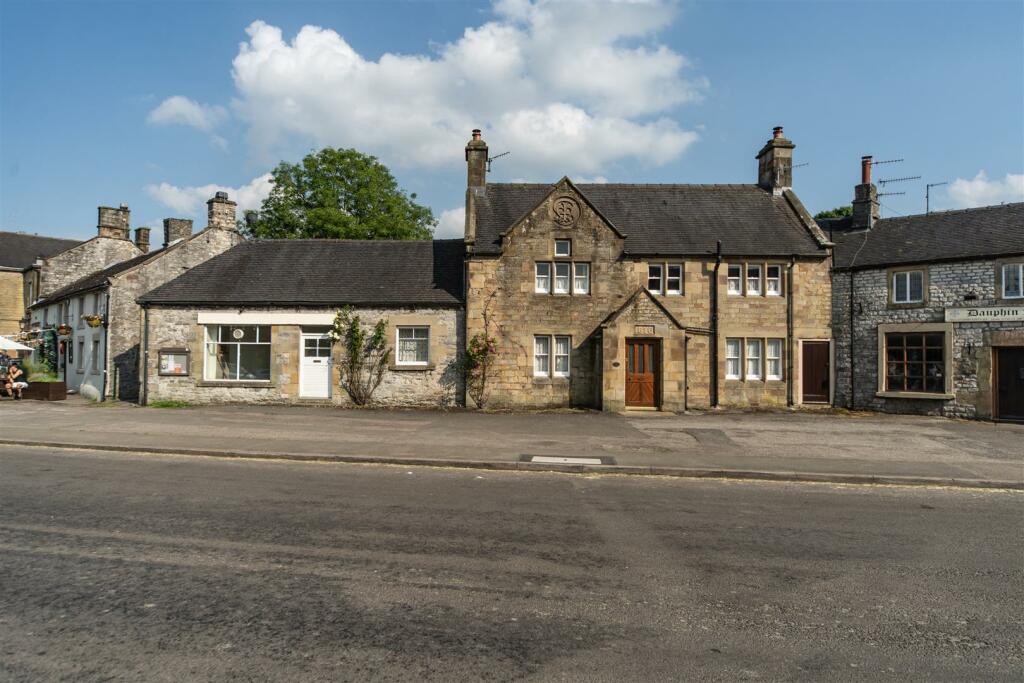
[207,191,238,230]
[756,126,795,195]
[851,155,879,230]
[97,204,131,240]
[466,129,488,190]
[163,218,193,247]
[134,227,151,253]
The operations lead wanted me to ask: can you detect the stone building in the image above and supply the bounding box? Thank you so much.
[0,231,80,342]
[828,157,1024,422]
[463,127,834,411]
[29,194,243,399]
[138,239,464,407]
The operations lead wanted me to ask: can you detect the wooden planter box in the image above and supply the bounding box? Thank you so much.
[22,381,67,401]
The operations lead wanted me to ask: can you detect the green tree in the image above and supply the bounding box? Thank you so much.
[814,205,853,220]
[244,148,435,240]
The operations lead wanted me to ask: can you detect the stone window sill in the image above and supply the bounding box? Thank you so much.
[197,380,275,389]
[875,391,954,400]
[389,364,435,372]
[887,302,928,310]
[532,376,570,384]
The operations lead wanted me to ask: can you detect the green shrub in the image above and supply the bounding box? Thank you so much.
[148,399,192,409]
[21,358,58,382]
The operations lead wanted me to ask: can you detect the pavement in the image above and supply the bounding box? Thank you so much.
[1,446,1021,681]
[0,398,1022,488]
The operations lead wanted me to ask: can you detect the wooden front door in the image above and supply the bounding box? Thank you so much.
[995,347,1024,422]
[801,341,830,404]
[626,339,660,408]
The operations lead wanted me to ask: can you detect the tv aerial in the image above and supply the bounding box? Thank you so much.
[926,181,948,214]
[487,151,510,173]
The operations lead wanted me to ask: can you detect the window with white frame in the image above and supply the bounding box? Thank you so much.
[204,325,271,381]
[766,339,783,380]
[554,262,571,294]
[533,336,550,376]
[766,265,782,296]
[534,335,570,378]
[535,263,551,293]
[77,297,85,327]
[745,338,762,379]
[1002,263,1023,299]
[553,336,571,377]
[573,263,590,294]
[666,264,683,295]
[727,265,742,295]
[554,239,571,257]
[892,269,924,304]
[725,338,742,379]
[747,265,762,295]
[396,327,429,365]
[647,264,663,293]
[536,261,590,295]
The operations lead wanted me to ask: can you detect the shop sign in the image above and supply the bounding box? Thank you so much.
[945,306,1024,322]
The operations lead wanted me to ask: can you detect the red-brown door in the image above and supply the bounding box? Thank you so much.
[801,341,830,403]
[626,339,660,408]
[995,347,1024,422]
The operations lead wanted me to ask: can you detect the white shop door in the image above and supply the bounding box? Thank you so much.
[300,334,332,398]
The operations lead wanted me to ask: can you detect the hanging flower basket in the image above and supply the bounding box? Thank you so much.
[83,314,104,328]
[56,324,73,337]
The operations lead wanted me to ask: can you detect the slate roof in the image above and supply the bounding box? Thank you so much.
[471,183,827,257]
[0,231,81,270]
[33,248,165,307]
[831,203,1024,270]
[138,239,465,307]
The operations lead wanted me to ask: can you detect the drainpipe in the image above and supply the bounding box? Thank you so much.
[848,270,856,409]
[711,240,722,407]
[683,334,690,412]
[141,304,149,406]
[100,291,110,402]
[786,255,796,406]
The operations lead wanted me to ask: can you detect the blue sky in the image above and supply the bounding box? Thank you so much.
[2,0,1022,240]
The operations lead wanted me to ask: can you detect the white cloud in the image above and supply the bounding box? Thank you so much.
[147,95,228,132]
[225,1,704,176]
[947,171,1024,209]
[145,173,273,217]
[436,206,466,238]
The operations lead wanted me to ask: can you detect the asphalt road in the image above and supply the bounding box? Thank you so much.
[0,446,1021,681]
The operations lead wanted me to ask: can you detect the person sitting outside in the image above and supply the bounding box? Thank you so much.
[6,362,28,400]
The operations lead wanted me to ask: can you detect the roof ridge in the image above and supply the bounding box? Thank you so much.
[878,202,1024,222]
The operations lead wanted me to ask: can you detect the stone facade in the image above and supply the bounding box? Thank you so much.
[832,258,1024,419]
[105,227,243,400]
[466,178,834,411]
[0,271,23,338]
[29,221,242,400]
[143,306,464,408]
[39,236,140,298]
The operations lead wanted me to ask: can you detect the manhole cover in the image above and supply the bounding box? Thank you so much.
[519,455,617,465]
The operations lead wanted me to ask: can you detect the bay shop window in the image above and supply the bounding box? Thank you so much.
[204,325,271,381]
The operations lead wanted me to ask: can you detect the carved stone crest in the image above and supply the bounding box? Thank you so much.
[551,196,580,227]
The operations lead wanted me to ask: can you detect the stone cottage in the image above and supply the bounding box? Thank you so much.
[137,239,464,407]
[0,231,80,341]
[463,127,834,411]
[827,157,1024,422]
[29,193,244,399]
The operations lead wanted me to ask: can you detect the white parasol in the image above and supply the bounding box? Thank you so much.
[0,336,33,351]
